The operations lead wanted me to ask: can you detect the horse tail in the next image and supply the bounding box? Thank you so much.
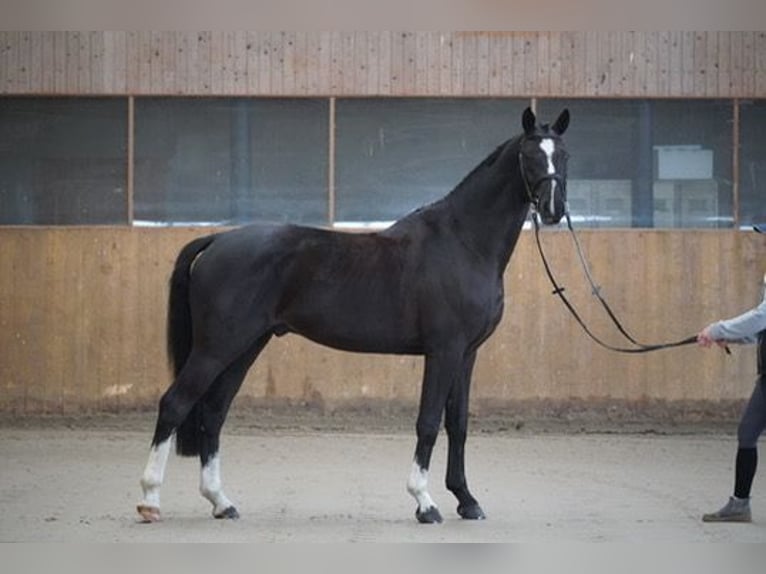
[166,234,216,457]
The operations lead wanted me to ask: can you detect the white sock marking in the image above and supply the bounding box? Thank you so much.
[407,461,437,512]
[200,454,234,515]
[140,438,172,509]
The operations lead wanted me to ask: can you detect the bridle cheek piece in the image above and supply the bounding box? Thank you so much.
[518,150,566,210]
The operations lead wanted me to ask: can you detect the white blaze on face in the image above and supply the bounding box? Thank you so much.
[539,138,558,214]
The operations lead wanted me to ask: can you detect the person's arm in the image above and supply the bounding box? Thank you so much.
[700,298,766,346]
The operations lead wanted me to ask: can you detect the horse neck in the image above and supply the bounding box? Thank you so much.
[445,139,530,273]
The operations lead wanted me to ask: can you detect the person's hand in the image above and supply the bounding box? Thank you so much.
[697,325,727,348]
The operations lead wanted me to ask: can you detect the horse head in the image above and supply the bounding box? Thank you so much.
[519,107,570,225]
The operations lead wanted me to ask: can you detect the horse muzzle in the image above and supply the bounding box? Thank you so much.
[535,177,566,225]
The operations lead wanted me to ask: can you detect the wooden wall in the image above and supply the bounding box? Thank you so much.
[0,228,762,414]
[1,32,765,415]
[1,31,765,98]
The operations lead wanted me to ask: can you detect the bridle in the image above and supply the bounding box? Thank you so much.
[518,143,567,209]
[520,134,710,354]
[530,195,724,355]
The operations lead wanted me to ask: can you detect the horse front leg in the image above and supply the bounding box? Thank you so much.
[407,349,461,524]
[445,351,485,520]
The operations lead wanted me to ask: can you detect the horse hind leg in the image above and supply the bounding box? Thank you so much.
[196,334,271,519]
[137,350,231,523]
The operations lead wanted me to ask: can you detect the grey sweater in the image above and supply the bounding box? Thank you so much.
[707,278,766,374]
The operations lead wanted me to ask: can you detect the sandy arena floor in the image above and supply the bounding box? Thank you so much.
[0,413,764,542]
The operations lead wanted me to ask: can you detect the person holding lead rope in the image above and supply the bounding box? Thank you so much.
[698,224,766,523]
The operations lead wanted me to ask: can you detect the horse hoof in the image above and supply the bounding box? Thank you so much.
[137,504,161,523]
[415,506,443,524]
[457,503,486,520]
[214,506,240,520]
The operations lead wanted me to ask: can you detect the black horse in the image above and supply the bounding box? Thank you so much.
[138,107,570,524]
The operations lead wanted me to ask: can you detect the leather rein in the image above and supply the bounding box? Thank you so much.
[530,209,724,354]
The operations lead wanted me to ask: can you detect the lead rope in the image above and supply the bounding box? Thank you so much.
[531,210,720,354]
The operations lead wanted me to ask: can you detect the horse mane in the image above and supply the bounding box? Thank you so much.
[385,133,523,231]
[449,135,521,193]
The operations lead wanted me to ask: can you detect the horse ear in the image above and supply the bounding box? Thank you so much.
[522,107,536,135]
[552,109,570,135]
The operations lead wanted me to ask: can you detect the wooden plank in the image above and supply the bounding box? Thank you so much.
[523,32,537,95]
[423,31,439,95]
[366,31,380,96]
[547,31,562,97]
[200,31,213,94]
[499,33,513,96]
[103,31,121,94]
[729,32,743,98]
[258,31,273,95]
[694,31,708,97]
[125,31,139,94]
[642,31,657,96]
[28,31,43,92]
[571,31,586,96]
[607,31,621,96]
[173,31,189,95]
[209,31,224,94]
[584,31,598,96]
[245,31,259,94]
[232,31,246,94]
[437,32,452,96]
[135,31,151,94]
[0,32,7,92]
[162,31,177,94]
[656,31,670,96]
[150,31,164,94]
[341,31,355,95]
[389,31,403,95]
[318,31,333,95]
[742,32,755,96]
[16,32,30,93]
[668,31,682,96]
[536,31,550,97]
[460,32,476,95]
[65,32,80,93]
[477,32,490,96]
[327,31,341,94]
[40,31,55,92]
[282,31,296,95]
[293,31,308,95]
[704,31,719,97]
[415,31,429,96]
[92,31,105,93]
[450,32,464,96]
[681,31,695,96]
[402,31,416,95]
[716,32,731,98]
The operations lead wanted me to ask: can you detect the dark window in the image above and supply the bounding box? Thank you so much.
[739,100,766,228]
[538,99,733,228]
[133,98,329,226]
[0,98,128,224]
[334,98,529,226]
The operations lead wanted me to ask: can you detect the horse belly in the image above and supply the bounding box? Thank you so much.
[278,285,421,354]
